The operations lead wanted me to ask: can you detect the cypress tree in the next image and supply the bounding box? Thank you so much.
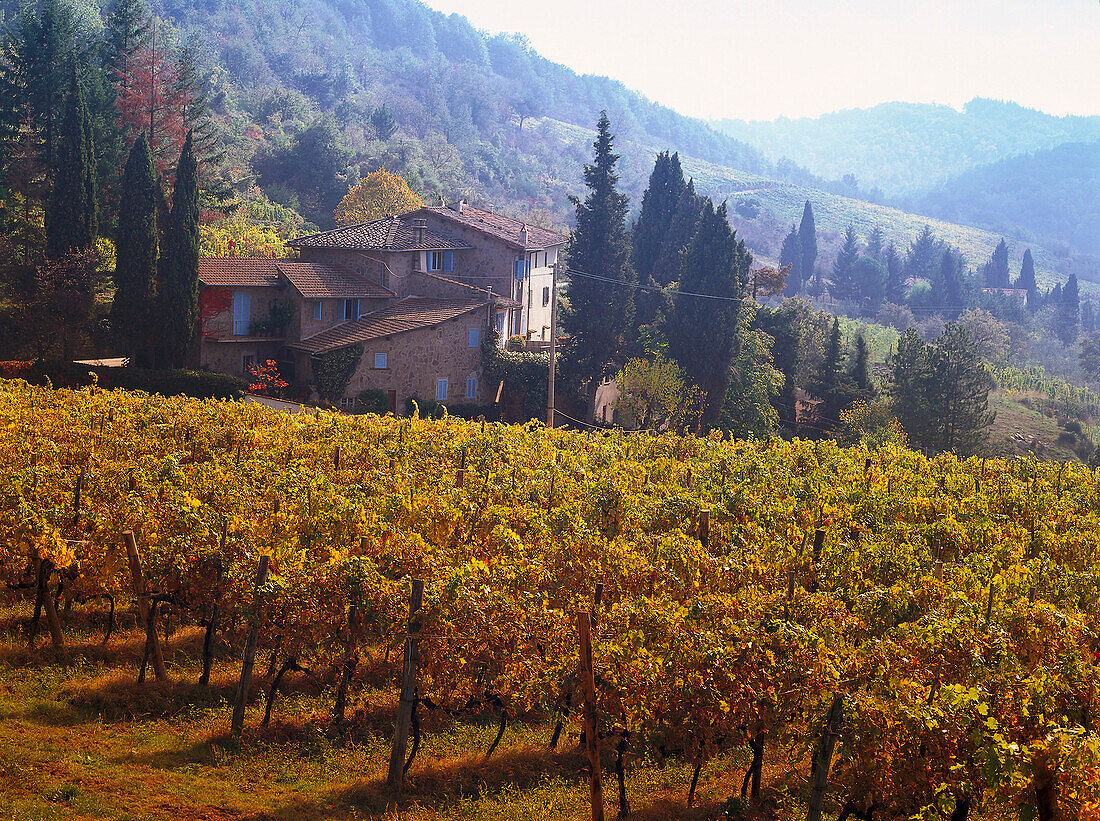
[561,112,634,422]
[633,150,686,283]
[111,133,158,367]
[1016,248,1038,309]
[1057,274,1080,346]
[779,226,802,298]
[667,199,749,427]
[983,238,1010,289]
[798,200,817,289]
[652,177,703,287]
[157,131,199,369]
[850,332,874,398]
[46,64,97,257]
[883,244,906,303]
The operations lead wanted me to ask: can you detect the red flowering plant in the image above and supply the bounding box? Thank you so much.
[248,360,288,397]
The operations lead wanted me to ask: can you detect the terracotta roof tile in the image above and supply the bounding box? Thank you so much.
[287,217,470,251]
[276,261,393,299]
[409,204,567,250]
[198,258,281,287]
[290,297,486,354]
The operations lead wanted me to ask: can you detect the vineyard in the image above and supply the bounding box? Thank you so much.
[1,378,1099,820]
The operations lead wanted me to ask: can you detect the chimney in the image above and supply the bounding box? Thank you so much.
[412,217,427,245]
[520,222,529,247]
[450,198,467,214]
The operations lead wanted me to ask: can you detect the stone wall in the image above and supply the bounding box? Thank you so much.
[300,307,489,411]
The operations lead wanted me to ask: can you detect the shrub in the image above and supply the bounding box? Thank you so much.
[0,360,245,399]
[356,388,390,415]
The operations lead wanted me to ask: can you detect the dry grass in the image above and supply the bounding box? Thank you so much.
[0,597,793,821]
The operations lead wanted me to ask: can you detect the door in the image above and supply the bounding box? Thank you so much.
[388,390,397,414]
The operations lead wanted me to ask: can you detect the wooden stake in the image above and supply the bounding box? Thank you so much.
[984,565,998,630]
[231,554,270,737]
[806,693,844,821]
[577,611,604,821]
[333,446,341,473]
[812,528,826,563]
[333,605,361,730]
[388,579,425,786]
[787,569,796,601]
[934,561,944,581]
[699,510,710,547]
[124,531,165,679]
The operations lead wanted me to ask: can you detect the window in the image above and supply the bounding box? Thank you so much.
[436,378,448,401]
[342,298,359,321]
[542,286,550,307]
[338,397,355,409]
[242,354,255,376]
[513,310,524,336]
[312,301,322,320]
[494,312,506,335]
[467,327,479,348]
[426,250,454,272]
[232,292,251,335]
[374,352,387,369]
[513,258,530,279]
[465,377,477,399]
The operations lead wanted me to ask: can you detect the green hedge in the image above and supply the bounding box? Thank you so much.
[0,361,246,399]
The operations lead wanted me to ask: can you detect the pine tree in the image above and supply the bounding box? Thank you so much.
[561,112,634,423]
[104,0,151,75]
[779,225,802,298]
[905,225,942,283]
[46,64,97,258]
[667,199,749,427]
[798,200,817,289]
[1056,274,1080,346]
[865,226,885,262]
[813,317,856,429]
[111,133,159,367]
[891,329,933,450]
[1016,248,1038,309]
[929,324,994,454]
[157,132,199,369]
[828,225,861,301]
[175,46,223,171]
[632,150,686,283]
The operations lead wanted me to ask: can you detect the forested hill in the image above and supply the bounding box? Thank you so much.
[906,142,1100,257]
[127,0,776,209]
[711,99,1100,197]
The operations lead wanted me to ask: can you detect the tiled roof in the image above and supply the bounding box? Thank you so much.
[198,258,281,287]
[276,261,393,299]
[409,204,567,250]
[290,298,486,354]
[287,217,470,251]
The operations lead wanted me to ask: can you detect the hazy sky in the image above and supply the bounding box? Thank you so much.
[423,0,1100,121]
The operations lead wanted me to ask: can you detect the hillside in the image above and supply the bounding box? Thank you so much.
[711,98,1100,197]
[906,142,1100,257]
[534,117,1079,289]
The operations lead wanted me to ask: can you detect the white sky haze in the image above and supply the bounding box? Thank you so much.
[422,0,1100,121]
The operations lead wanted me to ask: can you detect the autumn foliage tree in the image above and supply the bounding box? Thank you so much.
[333,168,421,225]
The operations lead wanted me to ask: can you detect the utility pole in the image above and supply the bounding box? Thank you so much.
[547,261,558,427]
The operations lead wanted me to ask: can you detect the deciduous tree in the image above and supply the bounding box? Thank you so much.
[333,168,421,225]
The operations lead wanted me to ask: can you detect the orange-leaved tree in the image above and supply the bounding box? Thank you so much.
[333,169,421,226]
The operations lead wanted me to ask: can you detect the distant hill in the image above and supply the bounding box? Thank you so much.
[711,99,1100,197]
[905,142,1100,257]
[535,118,1082,294]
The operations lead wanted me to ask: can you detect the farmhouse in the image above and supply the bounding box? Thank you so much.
[196,201,566,412]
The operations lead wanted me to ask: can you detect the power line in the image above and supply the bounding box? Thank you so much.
[565,268,747,303]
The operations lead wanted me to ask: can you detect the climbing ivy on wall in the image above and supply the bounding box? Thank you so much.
[312,345,363,403]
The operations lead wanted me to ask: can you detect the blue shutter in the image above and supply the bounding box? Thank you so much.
[443,250,453,271]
